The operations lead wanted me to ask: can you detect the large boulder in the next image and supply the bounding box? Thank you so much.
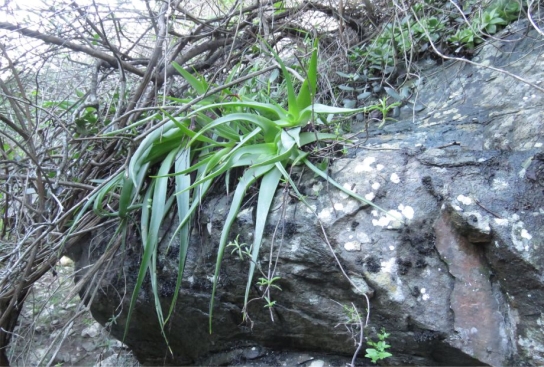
[75,16,544,366]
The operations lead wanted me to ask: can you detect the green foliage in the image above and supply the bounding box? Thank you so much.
[350,0,523,76]
[79,40,395,350]
[342,304,363,324]
[256,276,282,291]
[365,329,393,363]
[227,235,252,261]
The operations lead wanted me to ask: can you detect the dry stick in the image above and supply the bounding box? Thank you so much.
[121,2,169,128]
[0,21,145,77]
[0,166,121,298]
[0,174,96,191]
[527,0,544,38]
[65,235,123,302]
[348,302,365,367]
[41,237,121,367]
[35,307,88,367]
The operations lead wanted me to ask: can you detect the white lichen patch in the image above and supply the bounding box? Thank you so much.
[390,173,400,183]
[518,332,544,364]
[372,216,390,227]
[343,200,359,214]
[339,182,356,199]
[334,202,344,211]
[381,258,397,273]
[494,218,508,226]
[492,178,509,191]
[398,204,414,220]
[356,231,371,243]
[420,288,430,301]
[376,164,384,171]
[535,142,543,148]
[371,182,380,190]
[457,195,473,205]
[344,241,361,251]
[511,220,535,252]
[365,192,375,201]
[312,182,323,193]
[389,245,395,251]
[318,208,333,220]
[521,228,533,240]
[367,258,405,302]
[309,360,325,367]
[354,157,376,173]
[372,210,403,229]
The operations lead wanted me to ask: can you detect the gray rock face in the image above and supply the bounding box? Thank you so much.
[76,17,544,366]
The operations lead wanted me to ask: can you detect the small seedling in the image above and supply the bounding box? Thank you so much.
[365,329,393,363]
[263,296,276,308]
[256,276,282,291]
[227,235,251,261]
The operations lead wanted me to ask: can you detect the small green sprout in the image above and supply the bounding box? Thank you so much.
[365,328,393,363]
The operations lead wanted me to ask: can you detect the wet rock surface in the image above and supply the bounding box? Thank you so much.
[75,15,544,367]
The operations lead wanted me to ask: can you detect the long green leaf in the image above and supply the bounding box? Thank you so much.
[264,43,299,119]
[147,150,178,335]
[299,132,338,146]
[123,179,154,343]
[187,113,278,146]
[162,110,226,146]
[209,164,275,333]
[129,120,176,186]
[92,173,123,217]
[124,149,178,349]
[171,62,208,94]
[189,101,286,121]
[164,147,191,324]
[243,167,282,309]
[296,42,318,110]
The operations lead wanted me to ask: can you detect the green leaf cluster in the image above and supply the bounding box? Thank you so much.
[80,41,393,349]
[365,329,393,363]
[350,0,522,76]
